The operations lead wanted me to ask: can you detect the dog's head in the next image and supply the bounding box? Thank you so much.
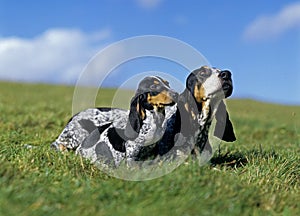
[186,66,233,103]
[182,66,236,142]
[125,76,178,140]
[135,76,178,112]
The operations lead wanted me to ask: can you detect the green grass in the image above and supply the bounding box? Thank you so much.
[0,81,299,216]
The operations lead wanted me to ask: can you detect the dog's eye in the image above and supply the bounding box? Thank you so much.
[150,84,160,90]
[200,71,208,77]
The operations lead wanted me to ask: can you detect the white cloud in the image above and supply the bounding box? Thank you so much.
[135,0,163,9]
[243,2,300,41]
[0,28,112,84]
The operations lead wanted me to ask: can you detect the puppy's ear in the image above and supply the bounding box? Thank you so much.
[214,100,236,142]
[124,94,145,140]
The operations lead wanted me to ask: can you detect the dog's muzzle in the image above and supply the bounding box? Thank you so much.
[202,69,233,99]
[218,70,233,98]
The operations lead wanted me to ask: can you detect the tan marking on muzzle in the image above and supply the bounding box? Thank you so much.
[194,84,206,103]
[147,91,174,105]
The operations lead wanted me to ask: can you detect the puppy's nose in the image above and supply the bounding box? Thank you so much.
[219,70,231,80]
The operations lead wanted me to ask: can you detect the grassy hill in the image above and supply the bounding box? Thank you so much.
[0,81,299,216]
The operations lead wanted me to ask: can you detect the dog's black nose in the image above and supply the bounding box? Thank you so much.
[219,70,231,80]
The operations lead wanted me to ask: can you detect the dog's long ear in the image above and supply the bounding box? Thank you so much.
[214,100,236,142]
[124,94,145,140]
[186,73,197,93]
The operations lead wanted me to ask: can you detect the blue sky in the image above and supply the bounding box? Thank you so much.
[0,0,300,105]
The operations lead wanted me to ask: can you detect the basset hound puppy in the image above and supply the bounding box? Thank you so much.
[51,76,178,167]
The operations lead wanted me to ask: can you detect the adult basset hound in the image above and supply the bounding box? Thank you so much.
[157,66,236,163]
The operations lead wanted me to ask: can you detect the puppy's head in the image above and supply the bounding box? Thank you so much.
[184,66,236,142]
[136,76,178,112]
[125,76,178,140]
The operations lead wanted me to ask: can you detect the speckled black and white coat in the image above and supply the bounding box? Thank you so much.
[76,106,177,167]
[51,76,178,167]
[51,108,128,151]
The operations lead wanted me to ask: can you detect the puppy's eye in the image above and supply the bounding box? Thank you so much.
[150,84,159,90]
